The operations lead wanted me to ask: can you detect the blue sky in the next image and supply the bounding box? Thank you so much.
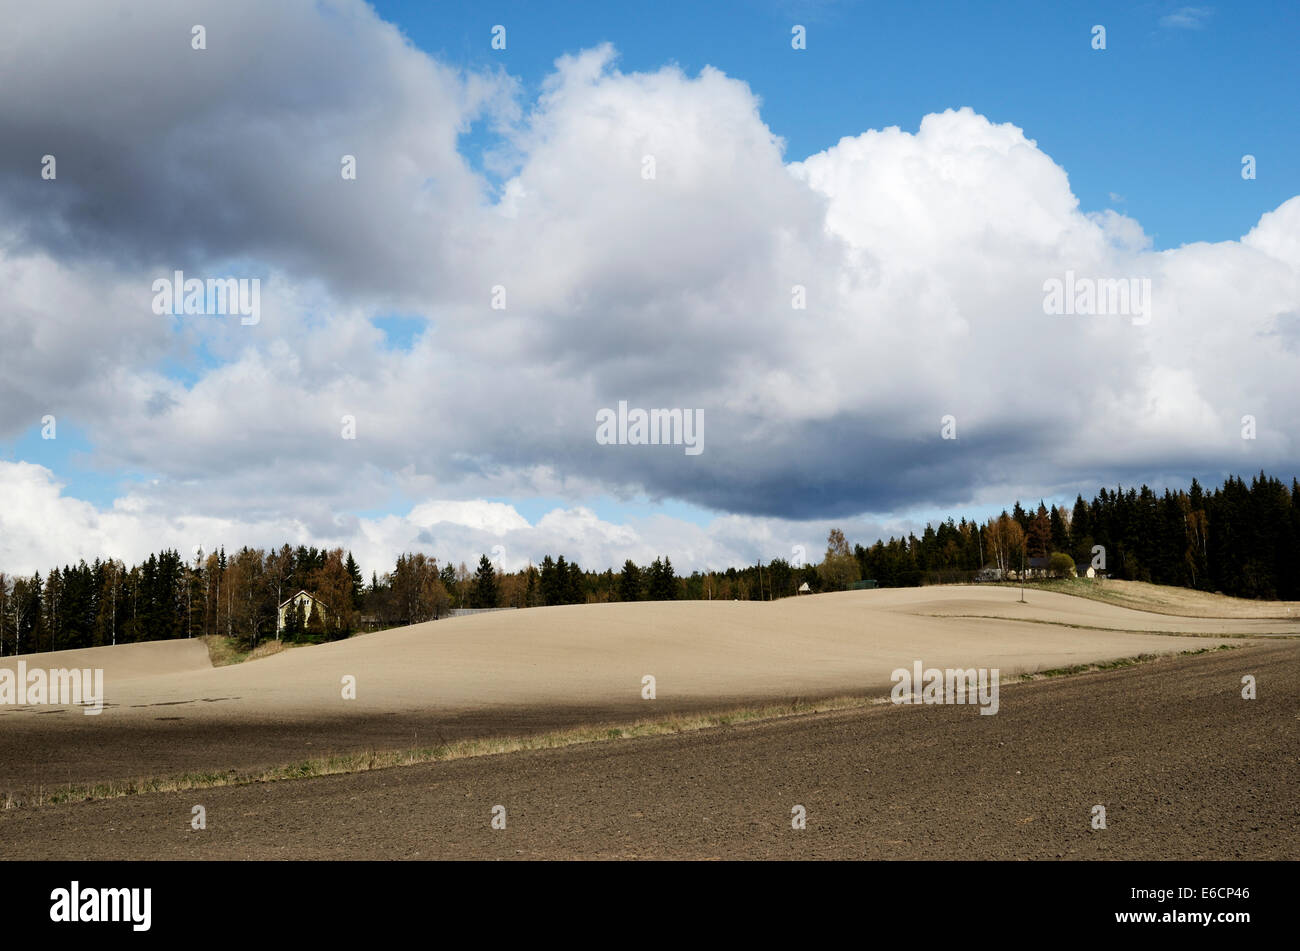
[375,0,1299,249]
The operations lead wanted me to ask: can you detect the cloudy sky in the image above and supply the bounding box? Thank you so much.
[1,0,1298,576]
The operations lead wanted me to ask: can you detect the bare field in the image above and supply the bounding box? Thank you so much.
[0,586,1271,792]
[0,638,210,682]
[3,640,1295,860]
[1,583,1295,861]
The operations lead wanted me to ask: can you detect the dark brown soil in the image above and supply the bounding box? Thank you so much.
[0,696,764,791]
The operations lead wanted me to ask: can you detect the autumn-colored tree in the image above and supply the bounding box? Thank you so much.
[227,547,269,650]
[314,548,358,636]
[1028,503,1052,559]
[498,570,527,609]
[985,514,1027,576]
[265,544,294,625]
[420,571,451,619]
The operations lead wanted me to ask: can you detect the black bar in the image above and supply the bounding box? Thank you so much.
[7,860,1286,938]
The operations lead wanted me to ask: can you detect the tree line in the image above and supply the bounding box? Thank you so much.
[0,545,365,657]
[849,471,1300,600]
[2,471,1296,655]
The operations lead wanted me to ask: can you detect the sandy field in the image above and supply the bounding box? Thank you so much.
[0,637,210,681]
[0,585,1290,794]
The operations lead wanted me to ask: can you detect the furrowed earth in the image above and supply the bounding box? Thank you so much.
[1,584,1296,859]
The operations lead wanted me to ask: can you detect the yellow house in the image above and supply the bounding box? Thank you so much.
[277,590,328,634]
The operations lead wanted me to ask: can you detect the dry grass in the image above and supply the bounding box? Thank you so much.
[928,614,1283,639]
[0,645,1239,812]
[1018,643,1236,680]
[202,635,293,667]
[998,577,1300,619]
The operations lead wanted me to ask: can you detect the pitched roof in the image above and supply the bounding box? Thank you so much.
[278,589,328,610]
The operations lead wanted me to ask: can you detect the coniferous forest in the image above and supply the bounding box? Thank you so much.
[1,471,1296,655]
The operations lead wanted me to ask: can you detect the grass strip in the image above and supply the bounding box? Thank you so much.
[920,614,1291,638]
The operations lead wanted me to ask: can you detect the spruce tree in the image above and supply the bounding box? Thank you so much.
[473,555,499,608]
